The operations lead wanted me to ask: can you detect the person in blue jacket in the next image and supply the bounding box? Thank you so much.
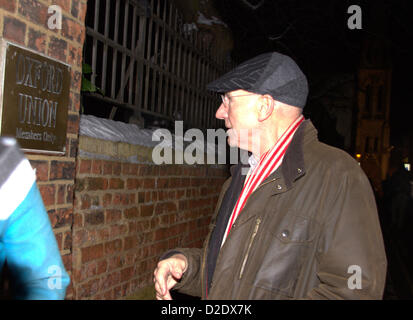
[0,137,70,299]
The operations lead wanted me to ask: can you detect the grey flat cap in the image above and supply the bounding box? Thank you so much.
[207,52,308,108]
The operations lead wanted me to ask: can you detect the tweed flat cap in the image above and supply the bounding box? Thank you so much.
[207,52,308,108]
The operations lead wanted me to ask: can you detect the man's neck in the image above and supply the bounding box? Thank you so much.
[252,115,303,159]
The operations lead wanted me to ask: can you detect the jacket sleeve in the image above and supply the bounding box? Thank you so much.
[161,247,203,297]
[305,166,387,300]
[158,177,233,298]
[2,181,70,300]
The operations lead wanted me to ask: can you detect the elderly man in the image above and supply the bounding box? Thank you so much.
[154,52,387,299]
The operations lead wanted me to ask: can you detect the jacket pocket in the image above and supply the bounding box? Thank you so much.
[252,214,317,297]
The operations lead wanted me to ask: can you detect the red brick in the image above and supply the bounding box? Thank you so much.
[113,163,121,175]
[124,236,138,251]
[62,16,85,43]
[124,207,139,219]
[57,184,66,204]
[128,164,139,175]
[91,160,102,175]
[80,194,91,209]
[81,244,103,263]
[122,163,130,175]
[39,184,55,206]
[109,224,126,238]
[114,285,122,299]
[71,0,80,18]
[73,229,87,247]
[112,193,129,206]
[78,262,97,282]
[121,267,135,283]
[63,231,72,250]
[54,232,63,250]
[78,278,100,298]
[143,178,155,189]
[61,253,72,273]
[0,0,16,11]
[85,211,104,225]
[97,228,110,242]
[126,178,140,189]
[48,36,68,62]
[103,161,113,175]
[78,159,91,174]
[73,212,83,227]
[109,178,125,190]
[30,160,49,181]
[69,138,79,158]
[140,204,154,217]
[67,184,74,203]
[48,208,73,228]
[97,260,108,275]
[87,177,108,191]
[107,257,122,272]
[18,0,48,25]
[155,202,177,215]
[53,0,71,12]
[27,28,46,53]
[156,178,169,189]
[50,161,75,180]
[102,193,112,207]
[137,192,145,204]
[79,2,87,22]
[3,16,26,45]
[67,114,79,135]
[104,239,123,255]
[69,92,81,113]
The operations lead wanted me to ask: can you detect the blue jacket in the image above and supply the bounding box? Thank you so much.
[0,138,70,299]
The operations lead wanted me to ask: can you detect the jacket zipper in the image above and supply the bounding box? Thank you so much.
[201,228,211,299]
[204,178,276,295]
[239,217,262,279]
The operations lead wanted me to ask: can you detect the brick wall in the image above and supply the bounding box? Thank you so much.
[73,154,228,299]
[1,0,229,300]
[0,0,87,299]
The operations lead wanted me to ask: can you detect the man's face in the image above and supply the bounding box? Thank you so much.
[215,90,261,151]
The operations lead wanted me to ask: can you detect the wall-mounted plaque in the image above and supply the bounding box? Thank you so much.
[0,39,70,154]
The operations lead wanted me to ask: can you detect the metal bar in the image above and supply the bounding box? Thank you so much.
[169,8,179,119]
[101,0,110,91]
[150,0,161,114]
[158,0,167,115]
[86,27,133,55]
[111,0,120,99]
[91,0,100,85]
[135,9,147,114]
[162,1,173,119]
[119,0,130,101]
[86,92,171,120]
[128,5,138,105]
[143,0,154,110]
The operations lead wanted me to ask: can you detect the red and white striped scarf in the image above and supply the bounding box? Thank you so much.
[222,115,304,245]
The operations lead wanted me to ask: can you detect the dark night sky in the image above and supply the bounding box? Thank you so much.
[212,0,413,147]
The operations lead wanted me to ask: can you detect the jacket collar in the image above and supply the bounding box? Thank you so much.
[230,119,318,193]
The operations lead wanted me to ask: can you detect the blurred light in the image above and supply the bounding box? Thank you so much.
[356,153,361,159]
[404,163,411,171]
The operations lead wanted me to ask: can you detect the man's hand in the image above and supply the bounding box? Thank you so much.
[153,254,188,300]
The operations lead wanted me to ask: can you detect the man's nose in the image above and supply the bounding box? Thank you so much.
[215,103,227,120]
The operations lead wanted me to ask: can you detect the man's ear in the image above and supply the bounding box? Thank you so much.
[257,95,274,122]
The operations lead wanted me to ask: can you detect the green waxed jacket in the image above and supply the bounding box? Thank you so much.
[167,120,387,299]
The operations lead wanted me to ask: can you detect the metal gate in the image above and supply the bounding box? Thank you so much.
[83,0,231,130]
